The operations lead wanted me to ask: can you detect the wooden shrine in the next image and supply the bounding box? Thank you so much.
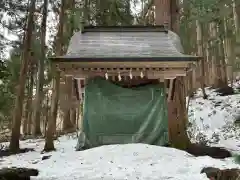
[50,25,200,149]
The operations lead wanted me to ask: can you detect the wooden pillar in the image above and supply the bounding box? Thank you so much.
[62,75,75,131]
[167,77,190,149]
[155,0,190,149]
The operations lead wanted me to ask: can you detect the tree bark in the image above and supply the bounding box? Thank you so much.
[234,0,240,33]
[196,19,208,99]
[22,102,28,135]
[44,0,65,151]
[231,2,238,85]
[32,0,48,136]
[61,0,77,132]
[210,22,222,88]
[44,66,60,151]
[27,72,34,134]
[154,0,171,27]
[22,76,32,135]
[170,0,179,33]
[204,35,211,86]
[9,0,36,153]
[218,36,228,87]
[224,17,235,86]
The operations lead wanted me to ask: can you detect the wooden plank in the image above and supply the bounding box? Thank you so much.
[61,68,186,74]
[167,79,174,101]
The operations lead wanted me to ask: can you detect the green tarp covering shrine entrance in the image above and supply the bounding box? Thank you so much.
[76,77,169,150]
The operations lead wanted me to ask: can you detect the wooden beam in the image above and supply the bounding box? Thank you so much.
[67,79,172,95]
[60,67,187,73]
[60,68,187,79]
[56,61,192,69]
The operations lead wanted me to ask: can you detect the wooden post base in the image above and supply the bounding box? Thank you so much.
[167,77,190,150]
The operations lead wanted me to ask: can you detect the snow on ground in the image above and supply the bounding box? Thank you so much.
[188,86,240,151]
[1,85,240,179]
[0,135,240,180]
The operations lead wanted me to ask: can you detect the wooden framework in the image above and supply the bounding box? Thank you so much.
[56,61,193,80]
[54,60,193,149]
[55,61,193,102]
[53,59,197,150]
[55,60,194,102]
[50,24,200,150]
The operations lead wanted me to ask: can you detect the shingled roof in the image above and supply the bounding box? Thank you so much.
[51,25,199,62]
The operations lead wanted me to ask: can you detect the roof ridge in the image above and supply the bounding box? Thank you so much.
[81,25,168,33]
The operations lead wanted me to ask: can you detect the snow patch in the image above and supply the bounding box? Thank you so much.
[0,135,239,180]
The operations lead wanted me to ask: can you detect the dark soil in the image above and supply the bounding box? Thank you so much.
[186,143,232,159]
[0,148,34,158]
[0,167,38,180]
[215,86,235,96]
[41,155,51,160]
[201,167,240,180]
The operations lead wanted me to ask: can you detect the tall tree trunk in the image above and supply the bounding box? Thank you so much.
[44,0,65,152]
[62,0,76,132]
[218,37,228,86]
[44,66,60,151]
[43,92,50,136]
[22,76,31,135]
[20,63,35,136]
[9,0,36,153]
[170,0,179,33]
[22,102,28,135]
[224,17,235,86]
[204,29,211,86]
[196,19,208,99]
[32,0,48,136]
[232,1,238,85]
[154,0,170,26]
[208,23,215,86]
[26,71,34,135]
[210,22,222,88]
[234,0,240,34]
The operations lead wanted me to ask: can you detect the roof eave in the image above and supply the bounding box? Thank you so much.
[49,56,201,62]
[81,25,168,33]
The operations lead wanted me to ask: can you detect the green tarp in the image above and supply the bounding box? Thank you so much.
[76,77,168,150]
